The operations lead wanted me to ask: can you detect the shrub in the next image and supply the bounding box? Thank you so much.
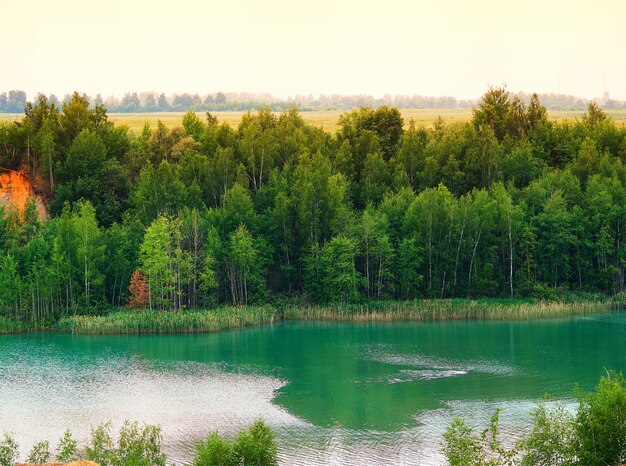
[575,371,626,466]
[0,435,18,466]
[114,420,166,466]
[442,417,486,466]
[232,420,278,466]
[441,409,515,466]
[86,421,166,466]
[55,429,78,462]
[26,440,50,463]
[193,432,234,466]
[518,402,576,466]
[443,372,626,466]
[193,420,278,466]
[86,422,115,465]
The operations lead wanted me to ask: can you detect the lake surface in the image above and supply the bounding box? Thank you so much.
[1,312,625,465]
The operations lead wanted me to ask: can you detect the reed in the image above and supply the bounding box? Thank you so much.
[284,296,624,322]
[55,305,278,334]
[52,295,625,335]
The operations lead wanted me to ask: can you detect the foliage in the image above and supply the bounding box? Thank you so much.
[26,440,50,463]
[114,420,166,466]
[0,434,18,466]
[518,402,576,466]
[193,419,278,466]
[127,270,149,309]
[442,418,487,465]
[86,421,115,465]
[442,408,516,465]
[574,371,626,465]
[232,419,279,466]
[85,421,165,466]
[2,89,626,328]
[193,432,234,466]
[444,372,626,466]
[55,296,622,334]
[0,419,275,466]
[56,306,278,334]
[55,429,78,462]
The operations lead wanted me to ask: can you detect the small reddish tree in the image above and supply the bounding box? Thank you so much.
[127,270,149,309]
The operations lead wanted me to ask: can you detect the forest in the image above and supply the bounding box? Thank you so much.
[1,87,626,326]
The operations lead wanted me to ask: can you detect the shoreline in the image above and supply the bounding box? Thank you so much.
[1,296,623,335]
[2,296,620,335]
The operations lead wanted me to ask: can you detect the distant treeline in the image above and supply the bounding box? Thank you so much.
[1,87,626,327]
[2,89,625,114]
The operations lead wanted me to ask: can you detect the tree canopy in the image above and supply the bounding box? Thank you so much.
[1,88,626,324]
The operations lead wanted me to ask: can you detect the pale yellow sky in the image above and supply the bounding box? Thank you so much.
[1,0,625,100]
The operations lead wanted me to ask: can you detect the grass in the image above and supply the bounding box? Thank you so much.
[55,305,279,334]
[283,296,625,322]
[3,108,626,133]
[51,295,625,334]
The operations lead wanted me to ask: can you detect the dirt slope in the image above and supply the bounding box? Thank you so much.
[0,167,47,218]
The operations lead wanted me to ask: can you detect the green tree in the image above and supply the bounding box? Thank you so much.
[227,225,265,305]
[575,371,626,465]
[314,236,363,303]
[473,86,511,141]
[131,161,188,225]
[339,106,404,160]
[86,422,115,466]
[238,108,278,190]
[394,238,423,299]
[358,206,394,299]
[535,191,575,288]
[73,200,105,306]
[292,152,349,245]
[582,101,608,127]
[182,110,204,141]
[140,216,173,309]
[199,226,222,305]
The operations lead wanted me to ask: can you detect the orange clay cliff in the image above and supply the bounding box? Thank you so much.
[0,167,47,218]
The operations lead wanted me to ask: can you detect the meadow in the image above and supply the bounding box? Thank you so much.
[3,107,626,133]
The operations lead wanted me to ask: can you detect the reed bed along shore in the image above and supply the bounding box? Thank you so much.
[55,305,278,334]
[283,296,625,322]
[48,295,625,335]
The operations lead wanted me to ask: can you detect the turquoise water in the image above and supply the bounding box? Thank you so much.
[1,312,625,464]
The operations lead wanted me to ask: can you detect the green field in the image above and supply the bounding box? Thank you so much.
[3,107,626,133]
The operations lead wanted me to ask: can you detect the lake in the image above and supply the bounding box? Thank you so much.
[1,312,625,465]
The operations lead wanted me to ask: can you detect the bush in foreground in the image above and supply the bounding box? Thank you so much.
[26,441,50,463]
[0,419,277,466]
[0,434,18,466]
[443,371,626,465]
[86,420,166,466]
[194,419,278,466]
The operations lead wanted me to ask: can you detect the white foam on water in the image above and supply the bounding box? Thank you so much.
[365,347,516,376]
[388,369,468,384]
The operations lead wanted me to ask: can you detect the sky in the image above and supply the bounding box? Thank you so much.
[1,0,625,100]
